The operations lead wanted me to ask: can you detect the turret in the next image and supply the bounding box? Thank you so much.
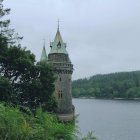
[40,41,47,62]
[48,26,74,121]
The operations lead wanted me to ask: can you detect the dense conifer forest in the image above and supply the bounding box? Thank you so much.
[72,71,140,99]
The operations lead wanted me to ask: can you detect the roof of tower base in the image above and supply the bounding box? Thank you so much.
[49,29,68,54]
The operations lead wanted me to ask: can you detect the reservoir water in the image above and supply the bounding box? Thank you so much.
[73,98,140,140]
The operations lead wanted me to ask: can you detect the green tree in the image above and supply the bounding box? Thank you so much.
[0,76,14,102]
[0,0,56,113]
[0,0,11,46]
[18,62,57,112]
[126,87,140,98]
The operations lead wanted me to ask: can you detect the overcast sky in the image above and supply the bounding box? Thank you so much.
[3,0,140,80]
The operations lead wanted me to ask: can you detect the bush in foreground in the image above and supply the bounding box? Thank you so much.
[0,103,74,140]
[0,103,96,140]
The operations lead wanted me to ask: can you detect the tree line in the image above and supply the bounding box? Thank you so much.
[72,71,140,99]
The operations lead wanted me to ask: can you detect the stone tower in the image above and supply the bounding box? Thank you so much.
[41,27,74,121]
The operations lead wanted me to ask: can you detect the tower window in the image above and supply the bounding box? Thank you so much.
[58,90,62,98]
[57,41,61,48]
[59,93,60,98]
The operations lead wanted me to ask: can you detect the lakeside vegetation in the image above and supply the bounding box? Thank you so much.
[72,71,140,99]
[0,103,75,140]
[0,103,97,140]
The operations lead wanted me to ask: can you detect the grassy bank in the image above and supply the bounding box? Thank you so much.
[0,103,96,140]
[0,103,75,140]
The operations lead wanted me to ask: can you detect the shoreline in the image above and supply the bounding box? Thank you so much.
[73,97,140,100]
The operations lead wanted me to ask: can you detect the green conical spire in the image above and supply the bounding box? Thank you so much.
[40,41,47,62]
[49,24,68,54]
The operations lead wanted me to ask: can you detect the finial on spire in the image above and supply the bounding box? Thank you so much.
[57,19,59,31]
[43,38,45,48]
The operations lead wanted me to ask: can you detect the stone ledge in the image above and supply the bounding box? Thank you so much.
[57,112,74,122]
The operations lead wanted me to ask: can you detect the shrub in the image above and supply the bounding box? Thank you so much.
[0,103,75,140]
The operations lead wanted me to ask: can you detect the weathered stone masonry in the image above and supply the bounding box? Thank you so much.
[40,27,74,121]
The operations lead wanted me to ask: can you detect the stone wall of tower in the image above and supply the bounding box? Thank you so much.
[55,73,72,113]
[48,53,73,114]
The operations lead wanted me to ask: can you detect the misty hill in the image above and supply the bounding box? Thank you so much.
[72,71,140,99]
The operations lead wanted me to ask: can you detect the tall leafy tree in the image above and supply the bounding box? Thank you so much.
[18,62,57,112]
[0,0,56,112]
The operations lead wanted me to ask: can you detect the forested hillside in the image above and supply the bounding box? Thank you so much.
[72,71,140,99]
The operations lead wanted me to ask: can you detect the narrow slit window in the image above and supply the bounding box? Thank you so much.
[58,90,61,98]
[58,90,62,98]
[61,90,63,98]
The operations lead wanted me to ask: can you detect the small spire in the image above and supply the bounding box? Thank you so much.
[40,39,47,62]
[43,39,45,48]
[57,19,59,31]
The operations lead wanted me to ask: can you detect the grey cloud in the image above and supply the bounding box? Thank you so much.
[4,0,140,80]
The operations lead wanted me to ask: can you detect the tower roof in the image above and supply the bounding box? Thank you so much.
[40,42,47,62]
[49,27,68,54]
[54,29,63,44]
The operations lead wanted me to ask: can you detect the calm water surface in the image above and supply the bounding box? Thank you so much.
[73,98,140,140]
